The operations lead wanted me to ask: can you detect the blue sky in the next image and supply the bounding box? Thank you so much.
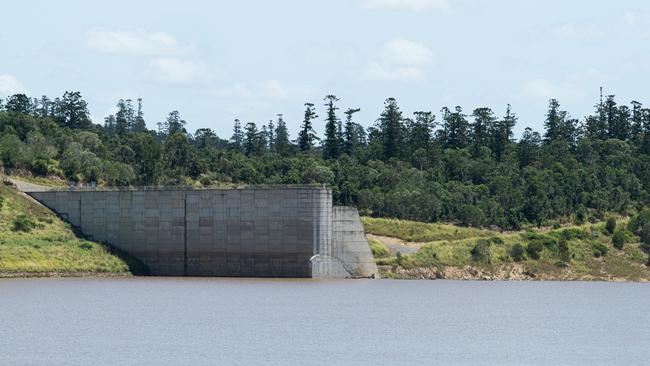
[1,0,649,138]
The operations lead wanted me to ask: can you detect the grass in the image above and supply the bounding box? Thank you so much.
[0,183,130,275]
[361,217,495,242]
[8,174,68,188]
[364,217,650,281]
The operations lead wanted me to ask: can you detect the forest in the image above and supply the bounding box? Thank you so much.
[1,90,650,230]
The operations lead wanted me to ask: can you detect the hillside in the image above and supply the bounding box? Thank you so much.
[364,217,650,281]
[0,180,132,277]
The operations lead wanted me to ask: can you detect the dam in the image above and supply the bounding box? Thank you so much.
[26,186,378,278]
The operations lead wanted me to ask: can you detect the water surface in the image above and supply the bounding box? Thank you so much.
[1,279,648,366]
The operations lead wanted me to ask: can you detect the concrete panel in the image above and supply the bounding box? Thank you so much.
[26,187,377,278]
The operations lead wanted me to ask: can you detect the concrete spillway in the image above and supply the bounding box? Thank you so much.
[27,187,378,278]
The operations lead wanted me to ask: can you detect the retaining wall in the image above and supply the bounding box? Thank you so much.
[29,188,332,277]
[28,187,377,278]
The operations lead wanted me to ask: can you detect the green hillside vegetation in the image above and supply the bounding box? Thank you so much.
[3,90,650,279]
[2,91,650,232]
[365,217,650,281]
[0,183,130,276]
[362,217,495,242]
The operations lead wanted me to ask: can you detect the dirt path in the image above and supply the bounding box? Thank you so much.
[366,234,425,255]
[6,177,52,192]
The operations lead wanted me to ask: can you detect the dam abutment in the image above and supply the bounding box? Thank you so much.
[27,187,377,278]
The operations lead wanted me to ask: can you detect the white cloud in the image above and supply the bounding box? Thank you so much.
[214,83,255,98]
[522,78,559,101]
[623,11,639,26]
[522,68,607,103]
[381,38,434,66]
[363,63,424,82]
[144,58,213,84]
[363,38,433,82]
[213,80,315,100]
[0,74,27,96]
[86,28,189,56]
[359,0,450,11]
[552,22,602,41]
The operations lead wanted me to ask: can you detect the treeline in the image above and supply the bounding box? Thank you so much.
[1,90,650,230]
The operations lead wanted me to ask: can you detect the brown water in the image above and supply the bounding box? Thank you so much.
[1,278,649,366]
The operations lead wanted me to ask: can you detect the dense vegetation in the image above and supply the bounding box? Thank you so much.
[2,90,650,234]
[364,214,650,280]
[0,181,130,275]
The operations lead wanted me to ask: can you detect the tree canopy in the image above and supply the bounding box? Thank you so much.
[2,90,650,230]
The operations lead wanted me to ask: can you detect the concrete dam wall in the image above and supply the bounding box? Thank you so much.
[27,187,378,278]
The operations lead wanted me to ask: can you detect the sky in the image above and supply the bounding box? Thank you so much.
[1,0,649,138]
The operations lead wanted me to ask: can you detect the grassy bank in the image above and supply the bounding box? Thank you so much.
[0,182,131,277]
[363,217,650,281]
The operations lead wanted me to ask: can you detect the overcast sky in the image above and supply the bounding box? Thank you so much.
[1,0,649,138]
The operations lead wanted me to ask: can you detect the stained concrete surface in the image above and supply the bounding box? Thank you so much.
[27,187,377,278]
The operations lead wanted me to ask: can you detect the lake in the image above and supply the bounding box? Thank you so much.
[1,279,648,366]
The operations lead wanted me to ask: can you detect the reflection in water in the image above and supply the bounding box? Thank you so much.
[1,279,648,366]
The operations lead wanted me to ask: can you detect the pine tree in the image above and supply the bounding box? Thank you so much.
[115,99,129,136]
[323,94,341,159]
[584,88,609,140]
[244,122,263,156]
[544,99,563,143]
[165,110,186,135]
[274,114,290,156]
[104,115,116,135]
[518,127,541,168]
[231,119,244,153]
[615,104,631,141]
[544,99,577,148]
[132,98,147,132]
[260,125,270,151]
[36,96,51,118]
[643,108,650,133]
[125,99,135,130]
[298,103,319,152]
[4,94,32,114]
[379,97,404,160]
[266,119,276,152]
[407,111,435,168]
[490,104,516,162]
[344,108,362,155]
[471,107,495,154]
[59,91,91,129]
[440,106,469,149]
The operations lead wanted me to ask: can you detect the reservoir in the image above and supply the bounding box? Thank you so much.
[1,279,649,365]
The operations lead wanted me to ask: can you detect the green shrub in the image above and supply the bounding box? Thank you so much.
[199,176,212,186]
[510,243,526,262]
[605,217,617,235]
[31,159,49,176]
[628,209,650,235]
[471,239,491,264]
[411,245,439,267]
[591,241,609,258]
[12,214,37,232]
[612,230,626,250]
[488,236,504,245]
[641,223,650,253]
[558,239,571,263]
[575,206,587,224]
[523,232,557,250]
[526,241,544,260]
[369,239,390,258]
[555,228,589,241]
[78,242,94,250]
[395,251,404,266]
